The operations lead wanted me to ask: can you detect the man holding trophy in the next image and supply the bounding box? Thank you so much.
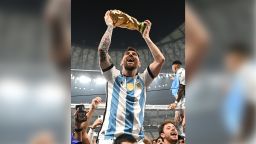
[97,10,165,144]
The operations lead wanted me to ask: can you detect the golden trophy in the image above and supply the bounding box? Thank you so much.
[108,9,146,33]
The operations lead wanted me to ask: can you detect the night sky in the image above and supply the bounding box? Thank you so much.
[72,0,184,49]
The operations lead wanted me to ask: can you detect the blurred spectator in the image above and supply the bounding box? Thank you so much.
[159,120,178,144]
[0,0,71,143]
[185,1,256,143]
[222,42,255,143]
[44,0,71,71]
[113,134,137,144]
[168,60,185,135]
[155,136,164,144]
[72,97,101,144]
[185,3,209,82]
[224,43,252,73]
[29,131,56,144]
[169,61,185,104]
[144,136,153,144]
[152,139,157,144]
[88,117,103,144]
[178,135,185,144]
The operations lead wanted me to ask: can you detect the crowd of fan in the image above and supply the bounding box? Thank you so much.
[71,97,186,144]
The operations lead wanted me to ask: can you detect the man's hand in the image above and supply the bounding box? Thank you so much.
[142,20,152,39]
[168,103,177,109]
[91,97,102,109]
[170,75,175,80]
[90,118,103,129]
[104,11,114,27]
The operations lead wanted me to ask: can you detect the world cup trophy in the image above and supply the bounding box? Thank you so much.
[106,9,147,34]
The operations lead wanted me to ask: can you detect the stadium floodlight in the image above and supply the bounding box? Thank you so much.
[78,75,91,84]
[94,77,106,85]
[71,74,75,80]
[0,78,27,102]
[36,82,64,106]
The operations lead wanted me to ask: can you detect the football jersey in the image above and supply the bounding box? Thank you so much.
[98,65,154,141]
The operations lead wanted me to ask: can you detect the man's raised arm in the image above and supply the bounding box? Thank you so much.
[143,20,165,77]
[98,11,114,70]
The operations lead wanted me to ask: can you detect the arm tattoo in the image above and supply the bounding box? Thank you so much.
[99,49,107,62]
[176,84,185,102]
[98,26,113,62]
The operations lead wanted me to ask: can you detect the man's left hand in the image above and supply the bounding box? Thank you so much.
[142,20,152,39]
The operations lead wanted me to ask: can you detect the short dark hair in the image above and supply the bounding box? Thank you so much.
[159,120,176,135]
[226,42,252,57]
[172,60,182,65]
[114,134,137,144]
[156,136,164,142]
[178,135,185,140]
[124,47,140,57]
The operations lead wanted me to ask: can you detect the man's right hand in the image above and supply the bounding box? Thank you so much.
[104,11,114,27]
[91,97,102,109]
[91,118,103,129]
[170,75,175,80]
[99,12,114,70]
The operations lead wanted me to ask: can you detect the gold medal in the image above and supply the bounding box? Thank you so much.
[126,83,134,91]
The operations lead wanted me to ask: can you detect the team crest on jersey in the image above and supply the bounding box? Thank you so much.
[126,83,134,91]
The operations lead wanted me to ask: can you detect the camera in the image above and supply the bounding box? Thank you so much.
[98,115,104,121]
[75,105,87,123]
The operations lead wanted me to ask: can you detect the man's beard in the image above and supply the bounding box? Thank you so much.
[168,136,178,144]
[124,64,136,71]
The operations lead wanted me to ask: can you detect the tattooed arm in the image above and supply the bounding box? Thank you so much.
[98,11,114,70]
[98,26,114,70]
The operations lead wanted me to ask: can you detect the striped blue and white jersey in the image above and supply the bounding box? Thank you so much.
[98,65,154,141]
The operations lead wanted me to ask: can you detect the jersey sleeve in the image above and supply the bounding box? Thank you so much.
[101,64,120,82]
[141,65,155,87]
[178,68,185,85]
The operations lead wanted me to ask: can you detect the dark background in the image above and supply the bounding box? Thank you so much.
[72,0,184,49]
